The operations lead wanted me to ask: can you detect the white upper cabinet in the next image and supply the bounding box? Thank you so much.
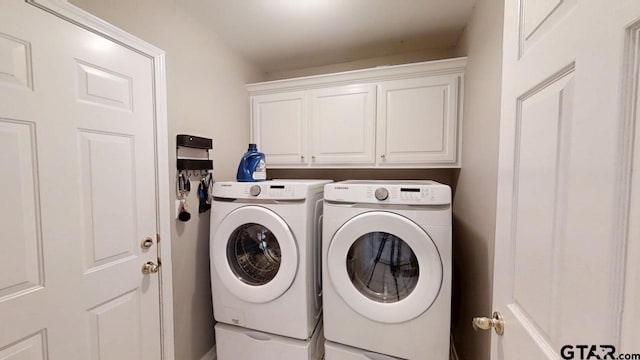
[251,91,307,166]
[247,58,465,168]
[309,84,377,165]
[377,74,459,166]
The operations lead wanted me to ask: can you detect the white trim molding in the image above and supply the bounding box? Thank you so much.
[26,1,175,359]
[246,57,467,95]
[621,18,640,353]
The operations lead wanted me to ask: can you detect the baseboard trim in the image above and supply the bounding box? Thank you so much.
[200,346,216,360]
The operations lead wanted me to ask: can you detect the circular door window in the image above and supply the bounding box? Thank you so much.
[227,223,281,286]
[347,232,419,303]
[212,206,298,304]
[328,211,442,323]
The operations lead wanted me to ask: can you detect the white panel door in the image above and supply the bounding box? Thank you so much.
[309,84,376,165]
[0,1,161,359]
[491,0,640,359]
[377,75,460,166]
[251,91,308,166]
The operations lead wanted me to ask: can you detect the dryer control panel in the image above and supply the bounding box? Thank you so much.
[324,180,451,205]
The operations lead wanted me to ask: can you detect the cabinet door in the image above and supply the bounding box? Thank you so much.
[251,92,307,166]
[377,75,460,166]
[309,84,376,165]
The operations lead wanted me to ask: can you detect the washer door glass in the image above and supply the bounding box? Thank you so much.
[347,232,419,303]
[228,223,281,286]
[212,205,298,304]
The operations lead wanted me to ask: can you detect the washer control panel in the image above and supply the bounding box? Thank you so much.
[213,180,332,200]
[374,187,389,201]
[249,185,261,196]
[324,180,451,205]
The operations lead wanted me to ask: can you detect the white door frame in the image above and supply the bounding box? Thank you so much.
[25,0,175,358]
[621,20,640,354]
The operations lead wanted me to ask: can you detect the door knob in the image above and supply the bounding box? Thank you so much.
[472,311,504,335]
[142,261,161,274]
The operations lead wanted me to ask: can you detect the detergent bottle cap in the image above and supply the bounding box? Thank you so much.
[248,143,257,151]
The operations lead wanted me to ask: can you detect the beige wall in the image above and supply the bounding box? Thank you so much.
[451,0,504,359]
[265,47,458,80]
[68,1,264,359]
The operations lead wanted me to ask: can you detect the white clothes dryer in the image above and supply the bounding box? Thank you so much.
[210,180,331,340]
[322,180,451,360]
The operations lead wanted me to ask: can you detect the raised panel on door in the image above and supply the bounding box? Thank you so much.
[0,331,47,360]
[78,131,137,271]
[88,290,143,360]
[0,119,43,300]
[252,92,307,166]
[309,84,376,165]
[76,60,133,111]
[377,75,460,166]
[509,69,575,356]
[519,0,577,59]
[0,32,32,90]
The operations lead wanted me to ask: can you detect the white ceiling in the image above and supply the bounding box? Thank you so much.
[179,0,478,73]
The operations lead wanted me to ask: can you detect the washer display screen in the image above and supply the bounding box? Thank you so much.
[227,223,281,286]
[346,231,419,303]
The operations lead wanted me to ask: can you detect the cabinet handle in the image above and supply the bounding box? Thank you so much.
[301,155,305,160]
[312,156,316,161]
[380,154,386,159]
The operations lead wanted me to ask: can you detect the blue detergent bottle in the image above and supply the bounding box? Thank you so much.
[236,143,266,182]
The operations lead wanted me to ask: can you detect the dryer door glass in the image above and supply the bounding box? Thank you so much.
[347,232,419,303]
[227,223,281,286]
[328,211,442,322]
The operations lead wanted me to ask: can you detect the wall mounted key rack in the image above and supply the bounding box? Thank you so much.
[176,134,214,221]
[176,134,213,175]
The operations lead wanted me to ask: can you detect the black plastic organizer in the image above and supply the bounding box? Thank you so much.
[176,134,213,172]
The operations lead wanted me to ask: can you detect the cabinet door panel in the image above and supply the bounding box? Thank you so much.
[252,92,307,166]
[378,75,460,166]
[309,84,376,165]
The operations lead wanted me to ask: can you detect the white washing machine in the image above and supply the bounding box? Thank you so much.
[322,180,451,360]
[210,180,331,340]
